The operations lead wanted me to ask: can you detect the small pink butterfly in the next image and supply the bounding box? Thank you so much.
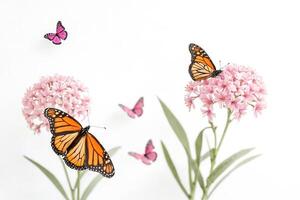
[44,21,68,45]
[128,139,157,165]
[119,97,144,118]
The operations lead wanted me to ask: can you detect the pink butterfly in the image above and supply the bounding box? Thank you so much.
[44,21,68,45]
[128,139,157,165]
[119,97,144,118]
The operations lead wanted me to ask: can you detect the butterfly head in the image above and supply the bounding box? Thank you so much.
[211,70,223,77]
[82,125,90,134]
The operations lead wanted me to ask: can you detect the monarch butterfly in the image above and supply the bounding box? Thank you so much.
[188,43,222,81]
[44,108,114,178]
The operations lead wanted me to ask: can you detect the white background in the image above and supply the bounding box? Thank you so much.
[0,0,299,199]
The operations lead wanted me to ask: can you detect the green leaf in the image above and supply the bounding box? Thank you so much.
[195,130,204,166]
[195,127,211,165]
[207,148,254,187]
[210,148,217,163]
[201,151,211,162]
[158,98,191,155]
[190,150,212,190]
[158,98,195,192]
[190,159,205,191]
[74,171,86,190]
[193,128,213,191]
[161,142,189,198]
[208,154,261,198]
[24,156,69,200]
[80,146,121,200]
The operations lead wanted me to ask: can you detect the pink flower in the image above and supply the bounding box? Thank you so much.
[226,96,240,111]
[200,94,214,107]
[185,64,266,121]
[254,102,266,116]
[201,107,215,122]
[215,91,230,105]
[202,85,214,95]
[241,88,254,102]
[185,81,198,93]
[233,103,247,120]
[22,75,90,134]
[185,96,195,111]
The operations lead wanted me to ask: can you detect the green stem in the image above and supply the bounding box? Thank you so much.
[205,109,233,198]
[209,157,216,175]
[77,171,80,200]
[209,122,217,150]
[188,160,193,193]
[190,164,197,200]
[190,163,201,200]
[216,109,232,153]
[190,185,195,200]
[208,122,218,174]
[60,158,75,200]
[201,191,208,200]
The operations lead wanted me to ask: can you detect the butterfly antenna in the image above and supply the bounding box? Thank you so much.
[87,109,91,125]
[90,125,107,130]
[86,109,107,130]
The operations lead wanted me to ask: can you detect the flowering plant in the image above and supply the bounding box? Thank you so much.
[23,75,119,200]
[160,64,266,200]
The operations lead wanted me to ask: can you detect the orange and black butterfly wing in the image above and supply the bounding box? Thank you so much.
[85,133,115,177]
[44,108,82,156]
[63,134,88,171]
[189,43,216,70]
[63,132,114,176]
[189,43,216,81]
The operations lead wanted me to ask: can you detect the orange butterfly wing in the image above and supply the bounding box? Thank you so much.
[44,108,83,155]
[86,133,115,177]
[188,43,216,81]
[63,133,114,177]
[44,108,82,135]
[63,134,88,170]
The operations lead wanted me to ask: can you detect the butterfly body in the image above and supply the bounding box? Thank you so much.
[44,108,114,178]
[44,21,68,45]
[211,69,223,77]
[188,43,222,81]
[64,125,90,153]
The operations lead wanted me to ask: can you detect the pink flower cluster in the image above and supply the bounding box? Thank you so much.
[22,75,90,133]
[185,64,266,121]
